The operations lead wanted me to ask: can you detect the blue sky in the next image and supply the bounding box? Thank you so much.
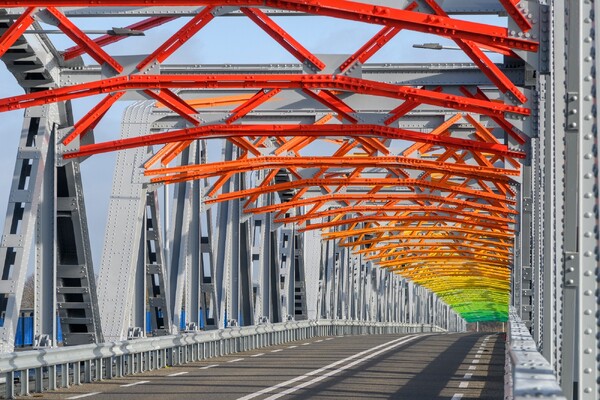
[0,12,504,269]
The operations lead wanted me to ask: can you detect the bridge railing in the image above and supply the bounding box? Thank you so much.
[0,319,445,399]
[505,308,566,400]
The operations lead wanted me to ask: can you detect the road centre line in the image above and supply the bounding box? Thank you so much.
[302,343,310,345]
[288,345,297,349]
[251,353,265,357]
[66,393,102,399]
[459,382,469,388]
[201,364,219,370]
[262,335,422,400]
[469,365,477,370]
[237,335,418,400]
[451,394,464,400]
[463,373,473,379]
[271,349,283,353]
[121,380,149,387]
[228,358,244,363]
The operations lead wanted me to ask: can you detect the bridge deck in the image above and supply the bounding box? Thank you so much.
[42,333,504,400]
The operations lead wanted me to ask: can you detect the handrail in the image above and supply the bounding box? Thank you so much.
[506,308,566,400]
[0,320,446,399]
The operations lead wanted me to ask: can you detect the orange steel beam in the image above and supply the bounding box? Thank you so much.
[274,206,514,226]
[323,226,513,241]
[246,193,517,216]
[145,155,519,182]
[205,177,515,206]
[301,215,512,233]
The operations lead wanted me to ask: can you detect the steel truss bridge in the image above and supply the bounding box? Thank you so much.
[0,1,593,399]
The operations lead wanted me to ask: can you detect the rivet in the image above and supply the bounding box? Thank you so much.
[584,329,593,334]
[584,270,592,276]
[584,134,593,140]
[584,290,593,296]
[584,388,592,393]
[584,173,593,179]
[584,212,593,217]
[584,309,592,315]
[567,279,574,284]
[584,368,592,373]
[584,153,593,159]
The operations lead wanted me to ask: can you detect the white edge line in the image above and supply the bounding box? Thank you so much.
[251,353,265,357]
[66,393,102,400]
[237,334,417,400]
[167,371,189,377]
[120,380,150,387]
[262,335,420,400]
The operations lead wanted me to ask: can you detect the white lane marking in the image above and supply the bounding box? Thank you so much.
[302,343,310,346]
[167,371,189,377]
[476,350,483,354]
[237,335,418,400]
[228,358,244,363]
[271,349,283,353]
[468,366,477,371]
[66,393,102,400]
[288,345,298,349]
[463,373,473,379]
[451,394,464,400]
[261,336,421,400]
[251,353,265,358]
[475,354,481,358]
[325,338,334,341]
[459,382,469,389]
[315,339,324,343]
[200,364,219,370]
[471,359,480,364]
[121,380,149,387]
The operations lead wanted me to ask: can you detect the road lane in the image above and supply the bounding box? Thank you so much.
[41,333,504,400]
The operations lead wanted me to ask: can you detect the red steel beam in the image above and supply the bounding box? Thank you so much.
[0,7,36,58]
[62,91,125,145]
[63,16,177,60]
[498,0,533,33]
[0,1,539,53]
[136,6,215,71]
[338,1,418,72]
[46,7,123,73]
[226,88,281,124]
[62,124,526,160]
[424,0,527,103]
[0,74,531,118]
[241,7,325,70]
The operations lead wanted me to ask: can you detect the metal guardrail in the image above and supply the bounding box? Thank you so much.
[0,320,445,399]
[505,308,566,400]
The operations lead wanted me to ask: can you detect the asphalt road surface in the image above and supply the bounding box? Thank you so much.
[39,332,504,400]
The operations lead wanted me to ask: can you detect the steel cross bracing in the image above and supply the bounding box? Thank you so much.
[0,0,595,399]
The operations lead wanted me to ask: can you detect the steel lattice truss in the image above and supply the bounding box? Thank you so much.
[0,0,537,323]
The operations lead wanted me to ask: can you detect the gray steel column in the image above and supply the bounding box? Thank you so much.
[97,103,154,341]
[561,0,599,397]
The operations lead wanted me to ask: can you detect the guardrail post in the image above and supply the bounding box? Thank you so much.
[61,363,69,387]
[35,367,43,393]
[73,360,81,384]
[95,358,103,381]
[6,371,14,399]
[20,368,29,396]
[49,365,57,389]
